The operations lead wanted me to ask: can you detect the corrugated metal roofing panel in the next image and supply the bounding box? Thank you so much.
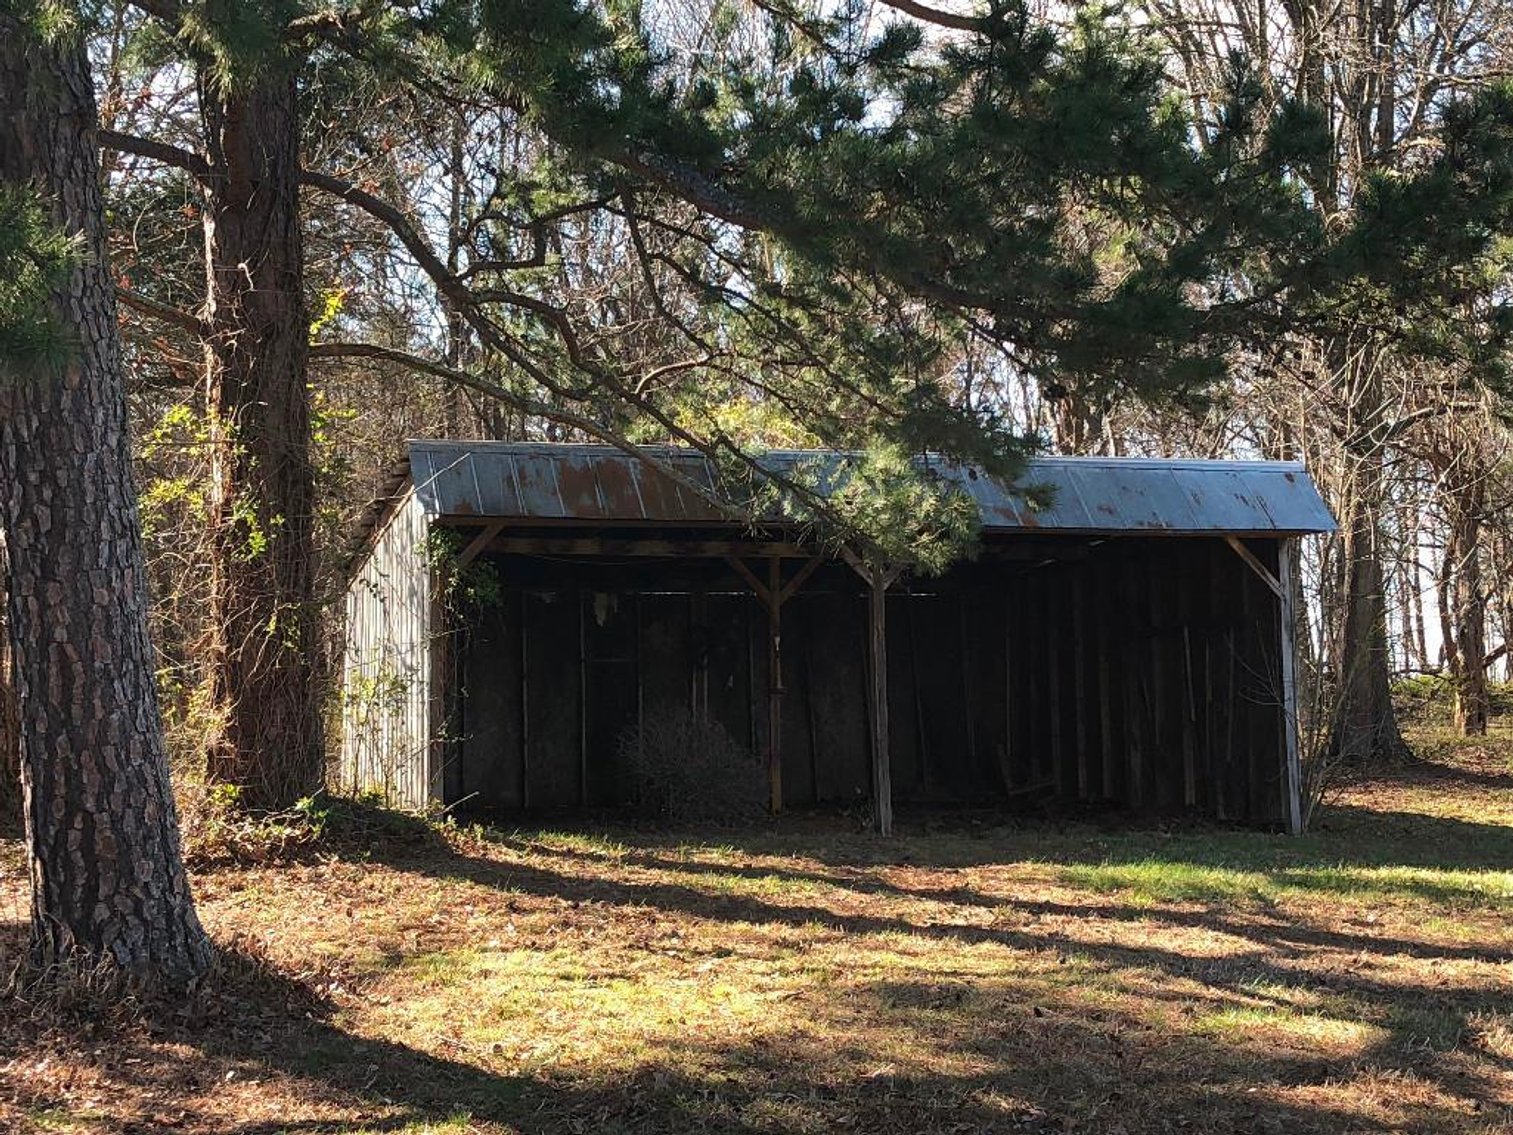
[1071,464,1202,531]
[405,441,1337,535]
[511,451,567,518]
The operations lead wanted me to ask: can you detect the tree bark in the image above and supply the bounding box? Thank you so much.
[0,539,18,831]
[198,68,323,810]
[1437,475,1489,735]
[1326,447,1412,764]
[0,15,212,982]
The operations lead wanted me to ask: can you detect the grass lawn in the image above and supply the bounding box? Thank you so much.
[2,732,1511,1134]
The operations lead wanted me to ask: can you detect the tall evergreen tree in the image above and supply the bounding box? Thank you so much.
[195,16,321,809]
[0,2,212,982]
[99,2,323,810]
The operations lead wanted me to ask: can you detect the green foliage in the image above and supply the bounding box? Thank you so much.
[341,667,410,722]
[1393,676,1513,726]
[0,187,78,370]
[308,287,348,342]
[422,529,504,611]
[140,404,213,539]
[181,780,437,864]
[1306,82,1513,388]
[759,442,986,574]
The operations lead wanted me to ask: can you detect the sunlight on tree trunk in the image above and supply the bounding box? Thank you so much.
[0,11,211,983]
[200,69,323,811]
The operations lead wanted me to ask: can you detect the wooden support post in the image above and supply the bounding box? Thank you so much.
[1181,625,1198,808]
[910,599,932,792]
[1144,556,1164,807]
[959,594,977,769]
[455,520,505,568]
[1047,591,1065,797]
[867,570,894,837]
[766,556,784,816]
[1072,567,1090,800]
[1224,535,1283,598]
[1096,563,1115,800]
[1124,562,1145,807]
[725,554,823,817]
[841,548,899,835]
[578,589,588,807]
[1278,538,1304,835]
[1000,588,1014,793]
[519,591,530,810]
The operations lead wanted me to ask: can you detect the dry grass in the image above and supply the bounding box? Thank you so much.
[1,735,1511,1134]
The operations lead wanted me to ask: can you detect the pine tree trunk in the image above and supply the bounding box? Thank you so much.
[1326,448,1411,765]
[0,542,18,831]
[199,70,323,811]
[0,16,212,982]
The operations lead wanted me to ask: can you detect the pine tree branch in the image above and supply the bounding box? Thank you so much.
[608,150,1010,322]
[116,286,205,335]
[302,167,614,387]
[301,168,474,315]
[307,342,757,524]
[302,176,908,557]
[124,0,183,23]
[874,0,985,33]
[98,127,209,182]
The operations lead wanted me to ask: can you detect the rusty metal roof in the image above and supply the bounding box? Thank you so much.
[404,440,1336,536]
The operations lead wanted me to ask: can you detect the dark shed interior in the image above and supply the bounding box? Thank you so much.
[445,529,1290,825]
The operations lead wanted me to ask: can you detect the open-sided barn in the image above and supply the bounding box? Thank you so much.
[340,441,1336,833]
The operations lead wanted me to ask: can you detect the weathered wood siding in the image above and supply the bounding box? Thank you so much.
[340,488,434,807]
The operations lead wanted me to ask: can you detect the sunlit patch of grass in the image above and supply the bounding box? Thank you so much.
[1275,864,1513,908]
[1468,1012,1513,1060]
[23,1109,103,1132]
[511,829,632,858]
[1419,915,1493,941]
[348,1118,475,1135]
[1195,1006,1391,1051]
[1059,857,1513,912]
[366,942,815,1076]
[1060,859,1272,904]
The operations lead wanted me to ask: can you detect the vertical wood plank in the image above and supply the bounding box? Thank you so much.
[868,572,894,836]
[1002,581,1015,794]
[520,589,530,809]
[1144,549,1166,808]
[767,556,784,815]
[1125,557,1145,807]
[1072,564,1089,800]
[959,591,978,772]
[579,589,588,807]
[1278,538,1304,835]
[1097,559,1116,801]
[1047,578,1065,797]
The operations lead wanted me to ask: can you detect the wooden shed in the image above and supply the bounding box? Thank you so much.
[340,441,1336,832]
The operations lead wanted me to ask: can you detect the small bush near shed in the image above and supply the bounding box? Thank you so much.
[618,707,766,824]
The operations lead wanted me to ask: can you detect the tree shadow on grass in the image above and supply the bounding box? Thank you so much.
[484,795,1513,876]
[402,836,1513,1105]
[473,827,1509,968]
[3,917,1501,1135]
